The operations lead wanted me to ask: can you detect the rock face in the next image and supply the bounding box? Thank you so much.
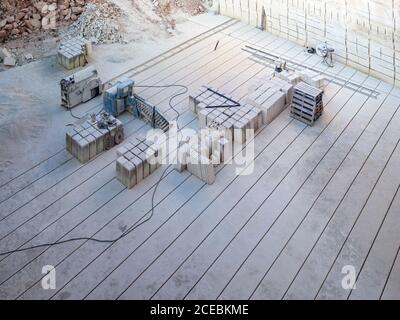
[0,0,88,41]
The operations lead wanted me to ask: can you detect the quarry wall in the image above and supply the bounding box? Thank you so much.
[217,0,400,86]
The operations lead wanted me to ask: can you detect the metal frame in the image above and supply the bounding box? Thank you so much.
[205,87,241,109]
[243,45,381,99]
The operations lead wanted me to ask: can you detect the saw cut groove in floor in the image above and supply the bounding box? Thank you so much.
[0,15,399,301]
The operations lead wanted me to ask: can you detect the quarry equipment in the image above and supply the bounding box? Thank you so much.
[103,79,135,116]
[274,58,287,74]
[104,80,170,132]
[66,112,124,163]
[243,45,379,98]
[60,65,103,109]
[316,42,335,67]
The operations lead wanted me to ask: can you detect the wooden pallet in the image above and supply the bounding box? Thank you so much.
[291,82,324,126]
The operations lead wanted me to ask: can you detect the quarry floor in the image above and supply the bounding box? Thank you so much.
[0,12,400,300]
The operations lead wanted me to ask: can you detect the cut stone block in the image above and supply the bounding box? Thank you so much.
[58,36,91,70]
[66,114,123,163]
[116,137,160,188]
[3,55,16,66]
[175,143,190,172]
[187,151,216,185]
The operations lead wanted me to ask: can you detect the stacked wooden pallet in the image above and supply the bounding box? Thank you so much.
[116,137,162,189]
[66,114,124,164]
[290,82,324,126]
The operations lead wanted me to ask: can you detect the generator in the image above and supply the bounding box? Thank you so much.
[60,66,102,109]
[103,79,135,117]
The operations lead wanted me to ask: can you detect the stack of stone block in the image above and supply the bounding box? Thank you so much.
[116,138,162,189]
[66,115,124,164]
[299,69,325,90]
[186,139,216,185]
[175,130,231,185]
[57,36,92,70]
[276,70,301,86]
[245,78,292,125]
[189,86,263,144]
[189,86,237,114]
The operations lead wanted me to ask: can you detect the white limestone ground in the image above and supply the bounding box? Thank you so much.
[0,12,226,184]
[0,10,399,300]
[216,0,400,87]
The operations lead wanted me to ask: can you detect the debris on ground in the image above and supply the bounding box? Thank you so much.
[154,0,206,16]
[0,0,88,42]
[24,53,34,61]
[62,2,124,44]
[152,0,206,32]
[0,0,209,69]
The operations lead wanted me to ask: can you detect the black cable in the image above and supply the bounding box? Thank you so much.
[69,108,82,120]
[0,83,188,257]
[66,84,188,125]
[68,102,105,122]
[132,84,188,130]
[0,166,174,257]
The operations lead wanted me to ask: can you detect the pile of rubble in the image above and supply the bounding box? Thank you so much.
[62,2,124,44]
[0,0,209,68]
[0,0,88,42]
[153,0,206,16]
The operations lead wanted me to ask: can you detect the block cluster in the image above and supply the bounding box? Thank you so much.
[175,130,233,185]
[57,36,92,70]
[298,69,325,90]
[189,86,263,144]
[66,114,123,163]
[274,67,325,91]
[116,138,163,189]
[245,77,293,125]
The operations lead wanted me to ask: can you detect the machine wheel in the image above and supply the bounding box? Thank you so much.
[114,128,124,145]
[104,133,115,150]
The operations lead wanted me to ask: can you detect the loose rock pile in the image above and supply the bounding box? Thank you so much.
[0,0,87,42]
[153,0,206,16]
[62,2,124,44]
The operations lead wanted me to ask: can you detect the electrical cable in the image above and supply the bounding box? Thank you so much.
[0,165,174,256]
[68,108,82,120]
[68,102,105,123]
[0,83,187,257]
[132,84,188,130]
